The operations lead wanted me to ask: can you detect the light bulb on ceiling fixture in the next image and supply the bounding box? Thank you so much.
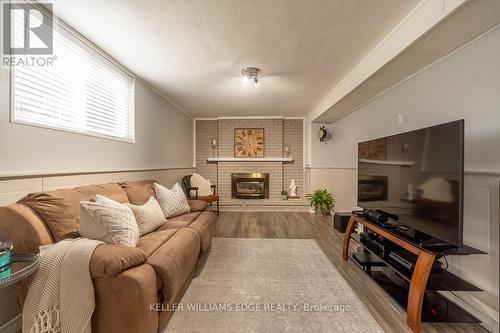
[241,67,260,88]
[241,75,251,88]
[254,77,260,88]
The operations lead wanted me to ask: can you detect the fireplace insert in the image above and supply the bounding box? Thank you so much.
[231,173,269,199]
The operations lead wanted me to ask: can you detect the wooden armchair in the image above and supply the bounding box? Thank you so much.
[182,175,219,214]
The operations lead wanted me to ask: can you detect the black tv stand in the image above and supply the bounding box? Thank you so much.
[342,215,484,333]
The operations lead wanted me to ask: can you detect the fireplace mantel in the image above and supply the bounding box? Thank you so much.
[207,157,293,162]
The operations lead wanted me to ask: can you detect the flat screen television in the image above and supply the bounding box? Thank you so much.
[357,120,464,247]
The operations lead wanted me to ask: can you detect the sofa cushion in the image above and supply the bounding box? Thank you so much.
[125,197,166,236]
[157,212,201,230]
[136,229,178,257]
[19,189,95,241]
[187,211,217,257]
[154,183,190,218]
[187,200,208,212]
[156,210,216,258]
[0,204,54,253]
[90,244,148,278]
[74,183,129,204]
[118,180,156,205]
[147,228,200,304]
[80,196,139,247]
[189,173,213,196]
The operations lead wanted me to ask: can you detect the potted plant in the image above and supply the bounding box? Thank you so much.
[281,190,288,200]
[305,189,335,216]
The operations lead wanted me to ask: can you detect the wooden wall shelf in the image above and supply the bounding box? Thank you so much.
[359,159,414,166]
[207,157,293,162]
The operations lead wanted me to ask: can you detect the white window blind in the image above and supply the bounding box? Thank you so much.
[11,10,135,142]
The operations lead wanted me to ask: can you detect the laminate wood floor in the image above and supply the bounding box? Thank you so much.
[215,211,489,333]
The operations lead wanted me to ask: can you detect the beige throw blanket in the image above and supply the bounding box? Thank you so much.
[22,238,103,333]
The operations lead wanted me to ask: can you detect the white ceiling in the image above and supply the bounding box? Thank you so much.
[49,0,420,117]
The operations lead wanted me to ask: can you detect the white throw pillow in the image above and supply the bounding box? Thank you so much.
[154,183,190,218]
[79,195,139,247]
[190,173,213,197]
[125,196,167,236]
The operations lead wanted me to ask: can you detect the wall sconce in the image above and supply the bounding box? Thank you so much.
[283,145,291,157]
[210,138,217,157]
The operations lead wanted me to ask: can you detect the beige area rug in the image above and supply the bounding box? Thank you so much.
[166,238,384,333]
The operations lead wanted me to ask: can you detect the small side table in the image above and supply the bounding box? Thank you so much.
[0,254,40,333]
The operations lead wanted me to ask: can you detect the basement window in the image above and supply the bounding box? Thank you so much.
[10,7,135,143]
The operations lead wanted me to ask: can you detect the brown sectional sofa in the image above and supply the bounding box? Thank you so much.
[0,180,217,333]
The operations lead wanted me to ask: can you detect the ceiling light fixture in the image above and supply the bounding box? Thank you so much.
[241,67,260,87]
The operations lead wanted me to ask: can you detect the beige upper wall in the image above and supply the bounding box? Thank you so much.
[0,69,194,176]
[326,27,500,172]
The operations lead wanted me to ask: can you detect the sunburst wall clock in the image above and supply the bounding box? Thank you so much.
[234,128,264,158]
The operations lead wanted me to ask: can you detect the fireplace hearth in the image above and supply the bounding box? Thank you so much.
[232,173,269,199]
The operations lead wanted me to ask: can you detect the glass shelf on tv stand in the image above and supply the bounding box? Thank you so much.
[350,232,483,292]
[355,216,487,255]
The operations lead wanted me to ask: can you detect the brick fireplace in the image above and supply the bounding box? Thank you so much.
[195,117,306,210]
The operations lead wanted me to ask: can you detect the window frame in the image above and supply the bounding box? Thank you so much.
[9,7,136,144]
